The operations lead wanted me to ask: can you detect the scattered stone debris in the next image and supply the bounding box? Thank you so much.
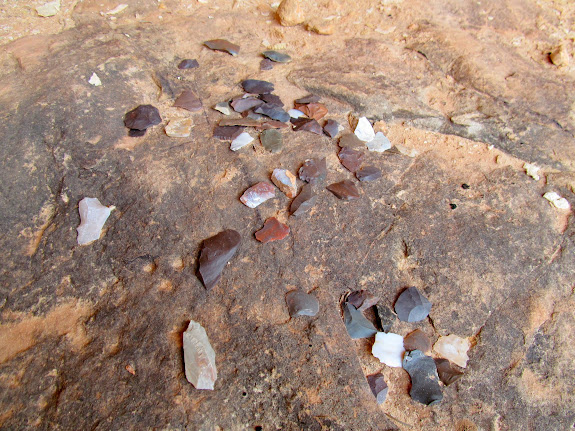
[375,304,395,333]
[292,118,323,134]
[323,119,340,138]
[367,132,392,153]
[255,217,290,243]
[339,133,365,149]
[299,158,327,184]
[327,180,360,200]
[77,197,114,245]
[204,39,240,56]
[240,182,276,208]
[242,79,274,94]
[178,59,199,69]
[434,358,464,386]
[523,163,541,180]
[402,350,443,405]
[342,303,378,339]
[124,105,162,131]
[433,334,471,368]
[174,91,202,112]
[214,102,232,116]
[338,147,364,173]
[260,129,283,153]
[286,289,319,317]
[88,72,102,87]
[36,0,60,17]
[394,287,432,322]
[288,109,305,119]
[260,58,274,70]
[262,50,292,63]
[403,329,432,354]
[543,191,571,210]
[198,229,241,290]
[356,166,382,182]
[290,184,317,217]
[271,168,297,198]
[231,97,263,113]
[366,373,388,404]
[165,118,193,138]
[183,320,217,390]
[230,132,254,151]
[295,103,328,120]
[354,117,375,143]
[346,290,379,311]
[372,332,405,367]
[295,95,320,104]
[255,105,290,122]
[395,144,419,157]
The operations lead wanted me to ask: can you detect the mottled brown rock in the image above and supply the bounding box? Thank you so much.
[295,102,328,120]
[174,90,202,112]
[204,39,240,56]
[255,217,290,243]
[292,118,323,134]
[338,147,364,173]
[198,229,241,290]
[403,329,432,354]
[327,180,360,200]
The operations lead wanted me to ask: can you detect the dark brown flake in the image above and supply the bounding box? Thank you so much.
[327,180,360,200]
[338,147,364,173]
[213,125,244,140]
[292,118,323,135]
[241,79,274,94]
[174,91,202,112]
[124,105,162,130]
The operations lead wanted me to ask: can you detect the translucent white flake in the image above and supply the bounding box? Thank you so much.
[183,320,217,390]
[543,192,571,210]
[372,332,405,367]
[366,132,392,152]
[77,197,113,245]
[230,132,254,151]
[354,117,375,142]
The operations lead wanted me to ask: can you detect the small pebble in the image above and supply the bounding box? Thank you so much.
[286,290,319,317]
[178,59,199,69]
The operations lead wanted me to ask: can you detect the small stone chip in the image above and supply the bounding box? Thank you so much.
[434,358,464,386]
[354,116,375,142]
[343,303,378,339]
[255,104,290,123]
[290,184,317,217]
[174,91,202,112]
[260,93,284,107]
[403,329,432,354]
[339,133,365,149]
[183,320,217,390]
[178,59,199,69]
[356,166,382,182]
[165,118,193,138]
[260,58,275,70]
[327,180,360,200]
[403,350,443,405]
[367,132,392,152]
[260,129,283,153]
[367,373,388,404]
[77,197,113,245]
[241,79,274,94]
[231,97,264,113]
[372,332,405,367]
[213,126,244,141]
[346,290,379,311]
[394,286,432,322]
[230,132,254,151]
[255,217,290,243]
[198,229,241,290]
[240,182,276,208]
[214,102,232,116]
[204,39,240,56]
[291,118,323,134]
[271,168,297,198]
[286,289,319,317]
[323,119,340,138]
[543,191,571,210]
[262,50,292,63]
[124,105,162,131]
[338,147,364,173]
[375,304,395,333]
[433,334,471,368]
[299,158,327,184]
[88,72,102,86]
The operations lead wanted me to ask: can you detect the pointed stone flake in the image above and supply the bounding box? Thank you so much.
[255,217,290,243]
[372,332,405,367]
[178,59,199,69]
[214,102,232,116]
[367,132,392,152]
[339,133,365,149]
[394,286,432,322]
[204,39,240,56]
[295,95,320,104]
[346,290,379,311]
[434,358,464,386]
[165,118,193,138]
[338,147,364,173]
[433,335,471,368]
[402,350,443,405]
[260,58,274,70]
[241,79,274,94]
[292,118,323,134]
[230,132,254,151]
[213,125,244,141]
[403,329,432,354]
[260,129,283,153]
[323,119,340,138]
[254,104,290,123]
[375,304,395,333]
[290,184,317,217]
[183,320,217,390]
[356,166,382,182]
[198,229,241,290]
[367,373,388,404]
[262,50,292,63]
[295,102,328,120]
[174,91,202,112]
[77,197,113,245]
[260,93,284,107]
[327,180,360,200]
[354,116,375,142]
[299,158,327,184]
[286,289,319,317]
[342,303,377,339]
[271,168,297,198]
[124,105,162,130]
[240,182,276,208]
[231,97,263,113]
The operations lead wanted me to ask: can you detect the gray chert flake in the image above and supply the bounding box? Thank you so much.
[77,197,113,245]
[402,350,443,405]
[183,320,217,390]
[204,39,240,56]
[299,158,327,184]
[290,184,317,217]
[367,373,388,404]
[366,132,392,152]
[356,166,382,182]
[260,129,283,153]
[241,79,274,94]
[342,303,377,339]
[394,286,431,322]
[262,50,292,63]
[286,290,319,317]
[255,104,290,123]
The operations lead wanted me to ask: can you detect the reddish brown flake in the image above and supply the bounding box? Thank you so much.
[327,180,360,200]
[295,102,328,120]
[260,58,274,70]
[255,120,289,130]
[323,119,340,138]
[124,105,162,130]
[255,217,290,243]
[404,329,432,354]
[174,91,202,112]
[338,147,364,173]
[346,290,379,311]
[299,158,327,184]
[213,125,244,140]
[292,118,323,135]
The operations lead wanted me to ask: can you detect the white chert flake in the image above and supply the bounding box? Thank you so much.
[88,72,102,87]
[433,334,471,368]
[183,320,217,390]
[214,102,232,116]
[77,197,113,245]
[372,332,405,368]
[543,192,571,210]
[367,132,392,152]
[230,132,254,151]
[354,117,375,143]
[288,109,305,119]
[524,163,541,181]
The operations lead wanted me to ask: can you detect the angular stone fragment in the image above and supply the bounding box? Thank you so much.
[271,168,297,198]
[178,59,199,69]
[434,358,464,386]
[402,350,443,405]
[523,163,541,181]
[255,217,290,243]
[213,125,244,141]
[354,116,375,142]
[255,105,290,123]
[259,93,284,107]
[260,129,283,153]
[327,180,360,200]
[124,105,162,130]
[290,184,317,217]
[263,50,292,63]
[218,118,259,127]
[367,373,388,404]
[231,97,264,113]
[241,79,274,94]
[372,332,405,367]
[323,119,340,138]
[343,303,377,339]
[214,102,232,116]
[260,58,274,70]
[356,166,382,182]
[291,118,323,134]
[367,132,392,152]
[198,229,241,290]
[295,102,328,121]
[433,334,471,368]
[339,133,365,149]
[286,289,319,317]
[88,72,102,87]
[165,118,193,138]
[346,290,379,311]
[298,158,327,184]
[230,132,254,151]
[77,197,113,245]
[204,39,240,56]
[338,147,364,173]
[403,329,432,354]
[183,320,217,390]
[543,191,571,210]
[295,94,320,104]
[240,182,276,208]
[375,304,395,333]
[394,286,432,322]
[174,91,202,112]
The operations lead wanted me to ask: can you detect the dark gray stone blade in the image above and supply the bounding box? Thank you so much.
[198,230,241,291]
[366,373,388,404]
[262,50,292,63]
[394,286,432,322]
[342,303,377,339]
[402,350,443,406]
[124,105,162,130]
[241,79,274,94]
[255,104,290,122]
[286,290,319,317]
[290,183,317,217]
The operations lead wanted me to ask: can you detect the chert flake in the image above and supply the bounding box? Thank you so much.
[290,184,317,217]
[367,373,388,404]
[255,104,290,123]
[183,320,217,390]
[88,72,102,86]
[174,91,202,112]
[434,358,464,386]
[271,168,297,198]
[354,117,375,142]
[260,93,284,107]
[260,129,283,153]
[214,102,232,116]
[213,126,244,141]
[375,304,395,333]
[339,133,365,149]
[231,97,263,113]
[356,166,382,182]
[178,59,199,69]
[262,50,292,63]
[346,290,378,311]
[289,109,305,119]
[240,182,276,208]
[403,329,431,354]
[204,39,240,56]
[292,118,323,134]
[433,334,471,368]
[299,158,327,184]
[77,197,113,245]
[402,350,443,405]
[124,105,162,131]
[327,180,360,200]
[543,192,571,210]
[241,79,274,94]
[323,119,340,138]
[260,58,274,70]
[295,103,328,120]
[198,229,241,290]
[394,286,432,322]
[366,132,392,152]
[338,147,364,173]
[342,303,377,339]
[255,217,290,243]
[286,289,319,317]
[230,132,254,151]
[165,118,193,138]
[372,332,405,367]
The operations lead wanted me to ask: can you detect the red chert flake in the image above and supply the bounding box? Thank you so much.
[255,217,290,243]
